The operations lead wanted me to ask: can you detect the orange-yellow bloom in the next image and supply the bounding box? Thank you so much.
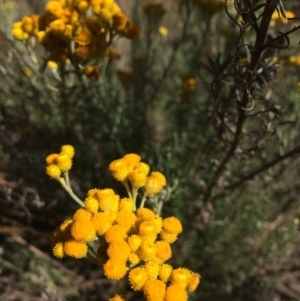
[103,258,127,280]
[64,239,88,258]
[139,241,157,262]
[159,264,173,283]
[91,211,116,235]
[84,196,99,214]
[165,284,188,301]
[109,158,129,181]
[73,208,92,221]
[115,210,137,230]
[187,272,201,292]
[46,164,61,178]
[105,224,128,243]
[128,162,150,188]
[71,219,96,242]
[155,240,172,262]
[127,234,142,252]
[56,154,72,171]
[96,189,119,212]
[46,153,59,165]
[170,268,191,288]
[145,172,166,196]
[162,217,182,235]
[129,267,148,291]
[145,261,161,279]
[107,240,130,261]
[61,144,75,158]
[119,198,134,211]
[53,242,64,258]
[143,279,166,301]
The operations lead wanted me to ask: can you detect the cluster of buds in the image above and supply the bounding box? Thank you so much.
[46,144,74,178]
[46,147,200,301]
[12,0,140,79]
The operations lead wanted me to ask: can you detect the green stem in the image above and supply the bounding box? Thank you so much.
[139,193,147,208]
[122,180,132,199]
[57,178,84,207]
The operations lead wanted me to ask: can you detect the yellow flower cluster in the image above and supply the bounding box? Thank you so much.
[109,153,167,197]
[46,144,75,178]
[12,0,140,69]
[270,10,295,27]
[48,147,200,300]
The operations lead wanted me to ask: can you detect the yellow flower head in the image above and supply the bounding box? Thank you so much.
[160,231,178,244]
[46,164,61,178]
[103,258,127,280]
[171,268,192,288]
[159,264,173,283]
[128,252,141,264]
[64,239,88,258]
[46,153,59,164]
[96,189,119,212]
[128,162,150,189]
[115,210,137,230]
[46,1,64,17]
[109,295,126,301]
[143,279,166,301]
[145,261,161,279]
[139,220,160,239]
[53,242,64,258]
[22,15,39,34]
[75,26,93,45]
[165,284,188,301]
[61,144,75,158]
[127,234,142,252]
[107,239,130,261]
[84,196,99,214]
[129,267,148,291]
[71,219,96,242]
[145,172,166,196]
[73,208,92,221]
[122,153,141,173]
[162,217,182,235]
[109,158,129,182]
[105,224,128,243]
[187,272,201,292]
[137,208,155,220]
[87,188,100,197]
[12,27,29,40]
[139,241,157,262]
[155,240,172,262]
[59,218,73,233]
[119,198,134,211]
[76,0,89,13]
[91,211,116,235]
[56,154,72,171]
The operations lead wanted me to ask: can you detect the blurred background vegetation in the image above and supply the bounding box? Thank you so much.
[1,0,300,300]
